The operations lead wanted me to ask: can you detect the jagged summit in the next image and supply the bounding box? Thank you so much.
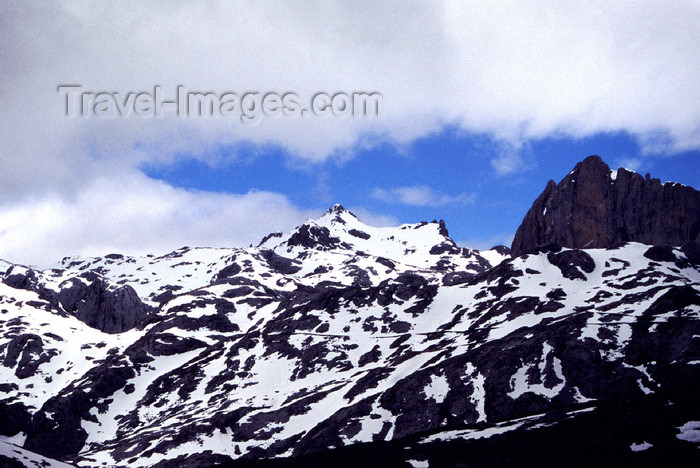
[256,204,500,272]
[511,155,700,256]
[321,203,356,218]
[316,204,361,228]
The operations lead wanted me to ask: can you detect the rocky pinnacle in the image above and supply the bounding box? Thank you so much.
[511,155,700,256]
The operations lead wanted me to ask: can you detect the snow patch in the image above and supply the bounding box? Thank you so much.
[0,439,74,467]
[407,459,430,468]
[424,373,449,402]
[677,421,700,443]
[508,343,565,400]
[630,441,652,452]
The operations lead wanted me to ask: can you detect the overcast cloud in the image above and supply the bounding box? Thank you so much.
[1,1,699,265]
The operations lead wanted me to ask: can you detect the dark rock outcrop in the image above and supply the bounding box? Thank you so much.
[0,401,32,436]
[286,225,349,250]
[547,249,596,280]
[2,267,151,333]
[56,273,151,333]
[511,155,700,256]
[1,333,56,379]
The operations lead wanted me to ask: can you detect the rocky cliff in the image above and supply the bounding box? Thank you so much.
[511,155,700,256]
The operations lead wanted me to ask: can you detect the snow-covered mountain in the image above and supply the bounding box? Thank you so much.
[1,161,699,467]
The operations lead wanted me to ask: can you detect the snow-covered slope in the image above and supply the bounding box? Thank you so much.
[0,438,73,467]
[1,206,699,467]
[53,206,505,306]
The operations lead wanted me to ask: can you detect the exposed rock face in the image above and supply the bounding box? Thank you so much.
[2,267,151,334]
[511,155,700,256]
[56,274,151,334]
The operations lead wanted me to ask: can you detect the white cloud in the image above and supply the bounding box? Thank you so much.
[346,207,400,228]
[2,1,699,191]
[0,172,315,267]
[1,1,699,262]
[616,157,643,172]
[371,186,475,207]
[491,151,525,176]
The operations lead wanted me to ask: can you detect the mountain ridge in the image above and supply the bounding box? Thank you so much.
[0,156,698,467]
[511,155,700,256]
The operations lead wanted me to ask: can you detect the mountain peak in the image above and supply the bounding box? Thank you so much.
[564,155,612,186]
[511,155,700,256]
[324,203,348,214]
[320,204,357,223]
[578,154,608,170]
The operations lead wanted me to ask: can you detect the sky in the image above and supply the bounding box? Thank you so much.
[1,1,699,266]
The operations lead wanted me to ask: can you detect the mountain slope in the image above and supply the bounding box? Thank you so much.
[0,159,699,467]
